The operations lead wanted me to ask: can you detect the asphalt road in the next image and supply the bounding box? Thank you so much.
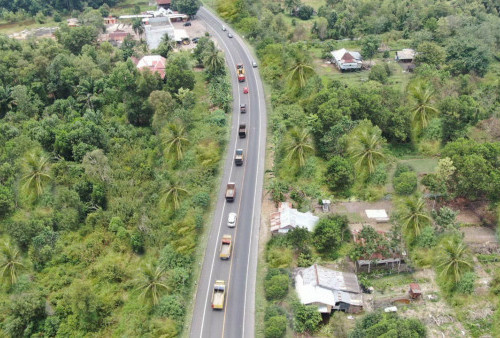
[189,7,267,338]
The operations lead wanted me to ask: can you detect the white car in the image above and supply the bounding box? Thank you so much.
[227,212,237,227]
[252,61,258,68]
[222,26,227,31]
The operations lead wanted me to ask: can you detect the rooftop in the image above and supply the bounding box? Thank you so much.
[270,202,319,233]
[134,55,167,78]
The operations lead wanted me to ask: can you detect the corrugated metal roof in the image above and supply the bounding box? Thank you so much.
[270,202,319,233]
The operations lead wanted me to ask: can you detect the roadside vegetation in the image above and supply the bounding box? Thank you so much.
[0,3,228,336]
[213,0,500,336]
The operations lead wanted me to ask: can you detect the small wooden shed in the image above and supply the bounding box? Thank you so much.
[409,283,422,299]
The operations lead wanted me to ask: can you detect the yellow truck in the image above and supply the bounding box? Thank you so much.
[211,280,226,310]
[219,234,232,260]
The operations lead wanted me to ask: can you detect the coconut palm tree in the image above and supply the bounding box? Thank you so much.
[285,127,314,167]
[0,242,24,285]
[21,151,51,199]
[399,196,432,240]
[163,123,189,161]
[160,180,189,210]
[203,49,225,75]
[437,236,473,284]
[409,82,439,135]
[347,122,386,176]
[287,59,314,89]
[132,18,144,40]
[136,264,169,305]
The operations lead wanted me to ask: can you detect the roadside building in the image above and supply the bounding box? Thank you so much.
[270,202,319,234]
[133,55,167,79]
[395,49,416,63]
[108,30,130,45]
[144,16,175,50]
[295,264,363,314]
[157,0,172,9]
[104,16,118,25]
[331,48,362,71]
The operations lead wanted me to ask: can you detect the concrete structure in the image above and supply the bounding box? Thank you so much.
[396,48,416,62]
[133,55,167,78]
[365,209,390,223]
[157,0,172,9]
[104,16,117,25]
[67,18,79,27]
[270,202,319,233]
[295,264,363,314]
[144,16,174,49]
[331,48,362,71]
[108,30,130,44]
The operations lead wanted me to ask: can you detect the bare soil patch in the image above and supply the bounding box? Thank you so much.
[328,200,394,232]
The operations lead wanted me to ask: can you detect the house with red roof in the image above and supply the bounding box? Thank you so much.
[157,0,172,9]
[133,55,167,79]
[331,48,362,71]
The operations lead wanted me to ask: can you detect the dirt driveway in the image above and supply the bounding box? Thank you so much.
[172,18,208,51]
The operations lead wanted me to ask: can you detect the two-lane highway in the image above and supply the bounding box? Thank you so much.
[189,7,267,338]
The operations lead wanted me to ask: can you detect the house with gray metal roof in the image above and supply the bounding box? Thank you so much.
[295,264,363,314]
[270,202,319,234]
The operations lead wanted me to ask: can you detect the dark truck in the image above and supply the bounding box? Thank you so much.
[225,182,236,202]
[239,124,246,138]
[234,149,244,166]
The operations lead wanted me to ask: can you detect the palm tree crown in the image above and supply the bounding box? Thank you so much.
[163,123,189,161]
[0,242,24,285]
[285,127,314,167]
[160,180,189,210]
[203,49,225,75]
[347,122,386,176]
[136,264,169,305]
[409,82,439,134]
[437,237,473,284]
[399,196,432,239]
[21,151,51,199]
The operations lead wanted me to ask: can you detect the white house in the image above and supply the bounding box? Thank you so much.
[270,202,319,234]
[331,48,362,71]
[295,264,363,313]
[144,16,175,49]
[395,48,416,62]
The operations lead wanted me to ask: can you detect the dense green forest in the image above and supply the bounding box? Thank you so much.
[0,0,119,15]
[212,0,500,336]
[0,8,230,337]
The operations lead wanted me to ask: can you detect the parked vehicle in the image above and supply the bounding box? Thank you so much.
[211,280,226,309]
[227,212,237,227]
[243,87,249,94]
[238,124,247,138]
[234,148,244,166]
[240,104,246,113]
[183,21,191,26]
[219,234,232,260]
[225,182,236,201]
[192,37,199,43]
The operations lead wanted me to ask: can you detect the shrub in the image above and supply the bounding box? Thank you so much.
[368,65,389,84]
[293,303,322,333]
[264,274,289,300]
[368,163,388,186]
[313,215,350,258]
[456,272,476,294]
[296,6,313,20]
[266,247,293,268]
[394,163,414,177]
[0,185,15,218]
[265,315,287,338]
[130,230,145,254]
[414,226,437,248]
[155,295,185,322]
[325,156,354,196]
[393,171,417,195]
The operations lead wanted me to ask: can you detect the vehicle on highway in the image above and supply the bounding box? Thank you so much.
[234,149,244,166]
[211,280,226,309]
[252,61,258,68]
[236,64,245,82]
[219,234,232,260]
[239,124,247,138]
[222,25,226,31]
[228,33,233,38]
[225,182,236,202]
[227,212,237,227]
[240,104,246,113]
[243,87,249,94]
[183,21,191,26]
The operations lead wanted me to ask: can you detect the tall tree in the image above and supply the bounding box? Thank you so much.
[160,180,189,210]
[409,82,439,136]
[136,264,169,305]
[0,242,24,285]
[21,151,52,199]
[163,123,189,161]
[287,47,315,89]
[347,120,386,176]
[437,236,473,284]
[203,49,225,76]
[0,85,13,118]
[399,196,432,240]
[285,127,314,167]
[132,18,144,39]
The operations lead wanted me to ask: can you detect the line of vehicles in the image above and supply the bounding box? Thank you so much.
[211,26,258,311]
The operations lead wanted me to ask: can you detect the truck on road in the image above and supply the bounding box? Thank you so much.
[234,148,244,166]
[211,280,226,310]
[219,234,232,259]
[237,63,245,82]
[239,124,247,138]
[225,182,236,202]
